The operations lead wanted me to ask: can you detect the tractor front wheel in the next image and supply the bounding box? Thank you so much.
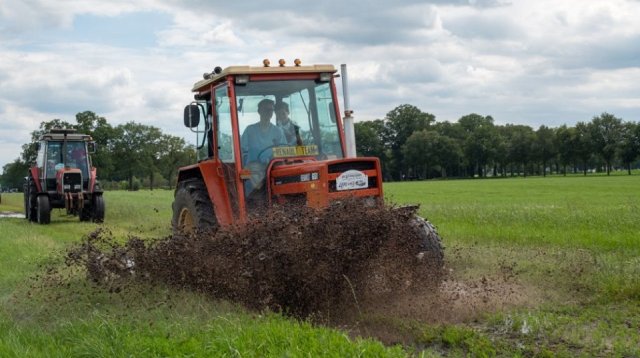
[411,215,445,277]
[92,195,105,223]
[172,179,217,235]
[36,195,51,225]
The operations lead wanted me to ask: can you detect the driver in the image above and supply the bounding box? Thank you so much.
[241,98,286,165]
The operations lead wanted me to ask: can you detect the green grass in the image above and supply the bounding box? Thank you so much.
[386,175,640,250]
[1,175,639,356]
[0,191,405,357]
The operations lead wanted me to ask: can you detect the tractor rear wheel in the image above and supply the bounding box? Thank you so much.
[172,179,217,235]
[36,195,51,225]
[24,178,38,222]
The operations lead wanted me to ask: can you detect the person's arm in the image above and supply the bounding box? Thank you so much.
[241,126,250,165]
[276,126,286,145]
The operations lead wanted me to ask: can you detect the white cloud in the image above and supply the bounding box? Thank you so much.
[1,0,640,169]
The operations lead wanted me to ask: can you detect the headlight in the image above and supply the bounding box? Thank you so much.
[274,172,320,185]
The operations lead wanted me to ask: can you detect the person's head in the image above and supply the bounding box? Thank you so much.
[275,102,290,125]
[257,99,275,123]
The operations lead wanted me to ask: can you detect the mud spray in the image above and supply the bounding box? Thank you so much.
[60,200,526,345]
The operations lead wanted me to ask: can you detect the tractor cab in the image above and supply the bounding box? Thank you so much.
[174,60,382,231]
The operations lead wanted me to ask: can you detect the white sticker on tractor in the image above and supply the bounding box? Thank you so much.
[336,170,368,191]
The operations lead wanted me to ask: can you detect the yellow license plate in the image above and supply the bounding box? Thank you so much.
[273,145,319,158]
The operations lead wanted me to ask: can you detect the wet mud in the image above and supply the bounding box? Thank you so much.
[50,200,532,346]
[65,201,444,319]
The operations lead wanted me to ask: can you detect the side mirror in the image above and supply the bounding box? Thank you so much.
[35,142,41,151]
[184,104,201,128]
[88,142,96,153]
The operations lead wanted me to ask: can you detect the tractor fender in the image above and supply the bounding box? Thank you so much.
[29,167,42,192]
[176,163,204,186]
[176,161,234,226]
[89,167,99,192]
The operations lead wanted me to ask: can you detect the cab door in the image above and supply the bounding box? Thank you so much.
[213,84,241,221]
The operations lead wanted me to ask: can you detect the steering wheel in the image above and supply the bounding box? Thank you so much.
[256,145,278,162]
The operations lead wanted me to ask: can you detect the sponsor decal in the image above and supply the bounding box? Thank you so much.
[336,170,368,191]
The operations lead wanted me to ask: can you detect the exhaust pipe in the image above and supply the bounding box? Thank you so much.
[341,64,356,158]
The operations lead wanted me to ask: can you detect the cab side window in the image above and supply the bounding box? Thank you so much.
[215,86,234,162]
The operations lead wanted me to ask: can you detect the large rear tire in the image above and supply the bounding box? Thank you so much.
[24,178,38,222]
[172,179,217,234]
[36,195,51,225]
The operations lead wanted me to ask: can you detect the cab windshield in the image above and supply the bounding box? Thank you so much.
[45,141,89,178]
[234,79,343,167]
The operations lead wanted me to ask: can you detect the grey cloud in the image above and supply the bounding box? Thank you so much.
[555,35,640,70]
[173,0,507,45]
[444,13,524,40]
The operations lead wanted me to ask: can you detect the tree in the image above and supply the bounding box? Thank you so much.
[355,120,388,159]
[402,130,434,179]
[533,125,557,177]
[589,113,623,175]
[433,121,466,177]
[617,122,640,175]
[458,114,496,177]
[555,125,577,175]
[430,133,463,178]
[574,122,593,176]
[158,135,193,187]
[111,122,163,190]
[74,111,117,178]
[355,119,393,178]
[0,160,29,190]
[505,124,535,177]
[385,104,435,179]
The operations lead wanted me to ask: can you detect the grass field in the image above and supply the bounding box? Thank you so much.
[1,175,639,356]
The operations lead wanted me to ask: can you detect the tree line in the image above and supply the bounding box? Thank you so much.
[355,104,640,180]
[1,111,194,191]
[2,107,639,190]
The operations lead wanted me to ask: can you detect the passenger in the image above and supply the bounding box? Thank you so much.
[275,102,303,146]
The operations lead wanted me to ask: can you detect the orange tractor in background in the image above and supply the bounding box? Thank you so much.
[24,129,105,224]
[172,60,443,267]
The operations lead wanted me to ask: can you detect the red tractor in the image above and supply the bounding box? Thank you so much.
[172,60,443,266]
[24,128,105,224]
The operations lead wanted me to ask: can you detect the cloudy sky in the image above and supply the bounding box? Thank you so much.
[1,0,639,169]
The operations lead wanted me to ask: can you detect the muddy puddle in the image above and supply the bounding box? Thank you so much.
[0,211,25,219]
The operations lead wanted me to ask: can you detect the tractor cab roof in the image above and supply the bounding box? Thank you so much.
[39,128,93,142]
[192,62,336,93]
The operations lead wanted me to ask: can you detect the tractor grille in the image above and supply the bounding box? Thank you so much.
[62,172,82,193]
[328,161,376,173]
